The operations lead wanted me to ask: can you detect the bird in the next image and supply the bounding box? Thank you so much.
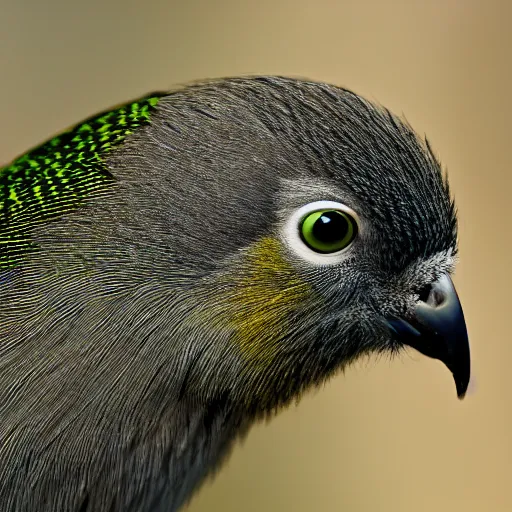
[0,76,470,511]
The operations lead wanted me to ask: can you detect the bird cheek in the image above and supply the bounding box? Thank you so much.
[205,236,316,366]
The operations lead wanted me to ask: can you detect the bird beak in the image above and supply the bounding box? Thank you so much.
[387,274,471,399]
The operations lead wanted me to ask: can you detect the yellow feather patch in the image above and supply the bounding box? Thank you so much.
[221,236,312,366]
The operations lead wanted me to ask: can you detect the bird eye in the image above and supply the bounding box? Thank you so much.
[283,200,360,265]
[300,209,358,253]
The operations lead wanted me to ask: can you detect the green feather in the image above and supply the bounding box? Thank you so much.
[0,95,161,270]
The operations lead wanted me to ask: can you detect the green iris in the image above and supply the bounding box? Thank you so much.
[300,209,357,253]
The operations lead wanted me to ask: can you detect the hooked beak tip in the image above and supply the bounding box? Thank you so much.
[387,274,471,399]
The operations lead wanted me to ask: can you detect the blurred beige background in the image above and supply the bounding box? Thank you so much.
[1,0,510,510]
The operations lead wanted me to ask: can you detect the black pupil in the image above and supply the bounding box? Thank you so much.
[312,211,349,244]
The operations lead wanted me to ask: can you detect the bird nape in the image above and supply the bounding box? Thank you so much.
[0,76,470,511]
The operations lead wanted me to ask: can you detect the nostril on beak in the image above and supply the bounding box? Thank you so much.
[429,288,446,308]
[418,284,432,303]
[418,283,445,308]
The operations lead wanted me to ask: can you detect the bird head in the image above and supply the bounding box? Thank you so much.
[97,76,470,413]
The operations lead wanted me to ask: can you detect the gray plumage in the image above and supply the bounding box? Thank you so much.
[0,76,468,511]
